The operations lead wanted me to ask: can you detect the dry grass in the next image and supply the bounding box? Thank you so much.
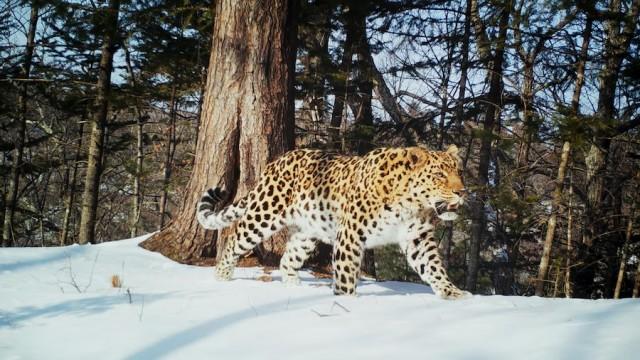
[111,274,123,288]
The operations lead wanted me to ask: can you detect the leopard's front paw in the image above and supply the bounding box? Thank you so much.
[333,285,357,296]
[437,288,472,300]
[215,267,233,281]
[281,274,301,286]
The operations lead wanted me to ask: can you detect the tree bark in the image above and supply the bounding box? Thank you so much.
[141,0,297,265]
[2,4,39,247]
[77,0,121,244]
[535,140,571,296]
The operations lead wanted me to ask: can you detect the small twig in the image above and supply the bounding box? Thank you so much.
[82,251,100,292]
[126,288,133,304]
[331,301,351,313]
[65,253,81,293]
[310,309,336,317]
[138,294,145,321]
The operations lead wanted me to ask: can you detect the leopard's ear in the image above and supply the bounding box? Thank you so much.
[407,147,428,170]
[445,144,459,157]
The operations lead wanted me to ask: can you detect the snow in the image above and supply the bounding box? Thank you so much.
[1,235,639,360]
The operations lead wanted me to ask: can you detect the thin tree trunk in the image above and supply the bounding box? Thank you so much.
[2,4,39,247]
[564,173,573,298]
[552,262,561,297]
[441,223,453,268]
[159,84,178,230]
[77,0,121,244]
[563,18,591,293]
[60,123,85,246]
[130,119,144,237]
[437,48,454,150]
[614,206,634,298]
[141,0,297,265]
[123,36,145,238]
[299,5,329,146]
[329,12,355,149]
[535,140,571,296]
[455,0,472,143]
[633,261,640,298]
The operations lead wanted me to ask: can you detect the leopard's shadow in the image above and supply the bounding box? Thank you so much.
[357,280,436,296]
[234,271,436,297]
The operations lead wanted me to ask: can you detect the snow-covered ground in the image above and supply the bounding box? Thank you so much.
[1,235,639,360]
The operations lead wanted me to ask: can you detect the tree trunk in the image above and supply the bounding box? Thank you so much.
[466,0,510,292]
[123,36,145,238]
[329,8,355,149]
[298,4,330,146]
[2,4,39,247]
[564,18,591,295]
[77,0,121,244]
[614,205,634,299]
[158,84,178,230]
[633,261,640,298]
[564,173,573,298]
[141,0,297,265]
[535,140,571,296]
[584,0,639,246]
[60,122,84,246]
[454,0,472,143]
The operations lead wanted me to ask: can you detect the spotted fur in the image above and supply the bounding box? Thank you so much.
[197,145,471,299]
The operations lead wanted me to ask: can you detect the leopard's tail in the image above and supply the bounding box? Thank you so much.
[196,187,247,230]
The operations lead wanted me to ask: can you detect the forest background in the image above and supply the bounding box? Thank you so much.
[2,0,640,299]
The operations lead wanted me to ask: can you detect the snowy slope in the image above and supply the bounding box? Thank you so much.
[1,235,639,360]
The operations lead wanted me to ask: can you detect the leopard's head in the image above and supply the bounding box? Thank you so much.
[407,144,466,221]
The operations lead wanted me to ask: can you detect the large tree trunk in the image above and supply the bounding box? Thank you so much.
[141,0,297,265]
[2,4,39,247]
[77,0,121,244]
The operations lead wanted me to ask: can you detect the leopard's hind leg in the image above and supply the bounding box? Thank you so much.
[279,233,318,285]
[216,206,286,281]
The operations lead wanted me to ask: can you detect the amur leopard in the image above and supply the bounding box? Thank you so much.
[197,145,471,299]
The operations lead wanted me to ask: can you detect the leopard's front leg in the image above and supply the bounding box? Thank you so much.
[332,224,364,296]
[405,225,471,300]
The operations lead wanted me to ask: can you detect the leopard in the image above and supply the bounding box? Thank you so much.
[197,144,471,299]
